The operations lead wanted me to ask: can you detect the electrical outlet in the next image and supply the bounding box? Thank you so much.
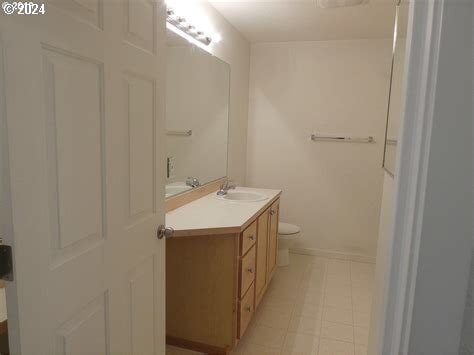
[167,156,176,179]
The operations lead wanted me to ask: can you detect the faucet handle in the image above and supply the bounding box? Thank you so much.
[227,180,236,189]
[186,176,200,188]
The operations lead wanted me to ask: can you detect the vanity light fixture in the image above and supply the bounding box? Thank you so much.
[166,8,213,46]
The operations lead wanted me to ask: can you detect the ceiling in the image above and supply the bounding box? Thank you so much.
[208,0,398,43]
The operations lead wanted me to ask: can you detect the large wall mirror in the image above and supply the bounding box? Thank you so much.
[383,1,409,176]
[165,29,230,198]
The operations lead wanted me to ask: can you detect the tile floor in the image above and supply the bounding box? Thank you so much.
[166,253,375,355]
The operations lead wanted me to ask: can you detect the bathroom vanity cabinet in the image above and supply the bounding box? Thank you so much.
[165,188,281,354]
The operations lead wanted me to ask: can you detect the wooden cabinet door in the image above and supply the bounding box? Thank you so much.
[267,200,280,276]
[255,208,270,302]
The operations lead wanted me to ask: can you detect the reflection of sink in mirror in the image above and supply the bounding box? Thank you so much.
[165,183,192,198]
[216,190,268,202]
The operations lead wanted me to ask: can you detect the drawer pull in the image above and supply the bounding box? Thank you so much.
[247,268,254,274]
[245,306,252,312]
[270,209,276,215]
[248,235,255,241]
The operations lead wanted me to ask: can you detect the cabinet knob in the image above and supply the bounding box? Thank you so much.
[247,268,254,273]
[246,306,252,312]
[249,235,255,241]
[270,209,276,215]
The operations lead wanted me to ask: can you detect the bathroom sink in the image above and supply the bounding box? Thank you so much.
[217,191,268,202]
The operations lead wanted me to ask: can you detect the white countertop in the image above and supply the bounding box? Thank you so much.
[166,187,282,237]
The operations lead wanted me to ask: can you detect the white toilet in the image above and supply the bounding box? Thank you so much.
[277,222,301,267]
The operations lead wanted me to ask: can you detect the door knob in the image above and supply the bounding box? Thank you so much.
[157,225,174,240]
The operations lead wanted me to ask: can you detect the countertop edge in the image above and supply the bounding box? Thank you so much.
[170,191,282,238]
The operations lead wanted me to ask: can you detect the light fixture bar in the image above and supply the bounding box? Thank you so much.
[166,8,212,46]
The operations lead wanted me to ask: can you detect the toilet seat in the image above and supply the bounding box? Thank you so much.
[278,222,301,236]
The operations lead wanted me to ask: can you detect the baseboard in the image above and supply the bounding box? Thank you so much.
[290,247,376,264]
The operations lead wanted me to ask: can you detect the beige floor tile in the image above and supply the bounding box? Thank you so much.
[321,321,354,343]
[232,339,282,355]
[236,255,374,355]
[301,271,325,288]
[354,327,369,346]
[326,260,351,275]
[288,315,321,335]
[351,272,375,285]
[352,298,372,314]
[323,307,353,325]
[351,287,372,301]
[245,324,287,348]
[259,296,295,314]
[354,344,368,355]
[323,293,352,310]
[297,287,323,305]
[350,262,374,274]
[254,306,293,330]
[353,312,371,328]
[260,294,295,308]
[325,273,351,286]
[293,302,324,318]
[266,284,300,301]
[318,339,355,355]
[325,278,352,292]
[282,332,319,355]
[350,279,374,291]
[273,276,303,291]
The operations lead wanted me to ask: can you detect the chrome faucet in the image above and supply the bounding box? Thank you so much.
[217,180,236,196]
[186,176,200,188]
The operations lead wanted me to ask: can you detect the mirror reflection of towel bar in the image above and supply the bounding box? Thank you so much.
[310,134,374,143]
[166,130,192,137]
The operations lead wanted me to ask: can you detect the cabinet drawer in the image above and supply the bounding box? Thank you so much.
[239,245,256,298]
[240,220,257,256]
[238,282,255,339]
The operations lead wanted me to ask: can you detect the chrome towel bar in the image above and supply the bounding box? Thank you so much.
[166,130,192,137]
[310,133,374,144]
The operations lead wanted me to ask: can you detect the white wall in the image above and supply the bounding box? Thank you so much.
[246,40,392,258]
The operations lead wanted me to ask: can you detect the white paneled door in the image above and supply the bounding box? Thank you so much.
[0,1,167,354]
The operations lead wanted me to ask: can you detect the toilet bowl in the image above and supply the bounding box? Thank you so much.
[277,222,301,267]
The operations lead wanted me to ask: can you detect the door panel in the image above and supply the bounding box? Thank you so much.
[256,209,269,302]
[125,72,156,220]
[42,44,105,257]
[56,294,108,355]
[0,1,167,354]
[49,0,104,29]
[267,200,280,276]
[124,0,157,53]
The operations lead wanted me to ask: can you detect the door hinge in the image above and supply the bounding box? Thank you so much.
[0,245,13,281]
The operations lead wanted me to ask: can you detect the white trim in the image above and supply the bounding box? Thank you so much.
[379,1,445,354]
[290,247,375,264]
